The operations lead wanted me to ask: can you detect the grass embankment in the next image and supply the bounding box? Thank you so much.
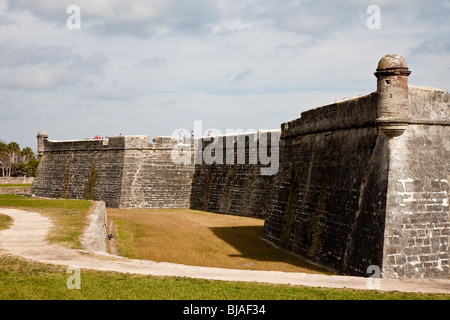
[0,213,13,230]
[0,254,448,300]
[0,194,92,249]
[0,184,32,188]
[0,195,448,300]
[108,209,330,274]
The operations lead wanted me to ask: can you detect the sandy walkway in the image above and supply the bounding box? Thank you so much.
[0,208,449,294]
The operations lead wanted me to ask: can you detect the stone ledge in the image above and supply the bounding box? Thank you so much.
[0,188,31,196]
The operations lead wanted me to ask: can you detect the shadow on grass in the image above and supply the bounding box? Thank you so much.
[209,225,332,274]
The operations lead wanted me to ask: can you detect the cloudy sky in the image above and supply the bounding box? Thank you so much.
[1,0,449,152]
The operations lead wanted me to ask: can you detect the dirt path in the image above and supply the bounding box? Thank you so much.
[0,208,449,294]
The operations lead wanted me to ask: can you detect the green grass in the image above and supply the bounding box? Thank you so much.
[0,194,92,249]
[107,209,332,274]
[0,255,448,300]
[0,213,13,230]
[0,184,32,188]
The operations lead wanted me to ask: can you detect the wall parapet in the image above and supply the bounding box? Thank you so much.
[281,92,378,139]
[281,85,450,141]
[43,135,181,152]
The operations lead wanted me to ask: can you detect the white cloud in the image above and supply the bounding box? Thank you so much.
[6,67,65,90]
[0,0,449,152]
[0,42,109,91]
[135,57,168,69]
[0,43,72,67]
[409,37,450,55]
[82,84,142,101]
[230,69,253,84]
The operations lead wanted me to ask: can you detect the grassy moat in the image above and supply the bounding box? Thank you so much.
[0,195,448,300]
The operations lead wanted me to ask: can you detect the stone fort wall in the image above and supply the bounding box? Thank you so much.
[383,87,450,279]
[190,84,449,278]
[32,137,125,207]
[32,55,449,279]
[190,130,280,219]
[31,136,194,209]
[262,93,390,277]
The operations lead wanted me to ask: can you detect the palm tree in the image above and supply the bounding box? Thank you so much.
[8,142,20,157]
[21,147,35,163]
[0,141,21,177]
[6,142,20,177]
[0,141,39,177]
[0,141,7,177]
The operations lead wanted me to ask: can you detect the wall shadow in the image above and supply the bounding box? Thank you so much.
[209,225,333,274]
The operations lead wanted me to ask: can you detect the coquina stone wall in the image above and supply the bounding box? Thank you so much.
[262,93,390,277]
[189,131,279,219]
[31,137,125,207]
[118,136,194,209]
[382,86,450,279]
[31,136,194,209]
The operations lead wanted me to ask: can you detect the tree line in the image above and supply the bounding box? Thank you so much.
[0,140,39,177]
